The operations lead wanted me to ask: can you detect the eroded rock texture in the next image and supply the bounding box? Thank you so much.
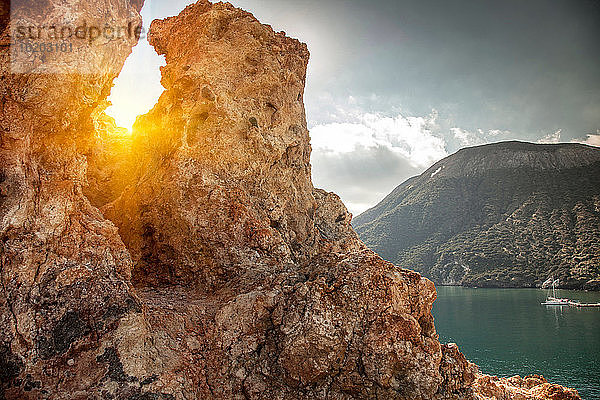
[472,374,582,400]
[103,1,362,289]
[0,0,581,399]
[0,0,154,398]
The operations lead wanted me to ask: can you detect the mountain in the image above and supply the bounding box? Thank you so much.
[354,141,600,290]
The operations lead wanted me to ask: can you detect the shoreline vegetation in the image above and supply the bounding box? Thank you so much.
[435,284,600,292]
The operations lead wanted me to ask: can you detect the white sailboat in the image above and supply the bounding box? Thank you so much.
[541,278,569,306]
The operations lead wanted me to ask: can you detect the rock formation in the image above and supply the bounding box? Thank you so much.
[0,0,581,399]
[472,374,582,400]
[354,141,600,290]
[1,0,147,398]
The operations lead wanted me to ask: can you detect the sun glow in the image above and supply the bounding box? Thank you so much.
[105,41,164,131]
[105,1,165,131]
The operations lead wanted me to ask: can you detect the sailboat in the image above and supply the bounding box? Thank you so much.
[541,277,569,306]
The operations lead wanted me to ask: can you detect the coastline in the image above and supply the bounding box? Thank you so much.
[433,286,600,399]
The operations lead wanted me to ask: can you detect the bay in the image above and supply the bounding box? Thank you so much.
[432,286,600,399]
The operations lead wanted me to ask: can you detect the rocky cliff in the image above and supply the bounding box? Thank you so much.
[0,0,580,399]
[354,141,600,290]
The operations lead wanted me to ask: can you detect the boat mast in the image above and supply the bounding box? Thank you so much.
[552,278,559,298]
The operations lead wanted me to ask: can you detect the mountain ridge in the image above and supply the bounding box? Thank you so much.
[354,141,600,290]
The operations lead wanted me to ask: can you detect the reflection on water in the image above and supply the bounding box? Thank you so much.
[432,286,600,399]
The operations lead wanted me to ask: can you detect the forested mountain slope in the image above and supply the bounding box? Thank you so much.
[354,141,600,290]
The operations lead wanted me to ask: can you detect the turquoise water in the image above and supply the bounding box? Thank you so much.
[432,286,600,399]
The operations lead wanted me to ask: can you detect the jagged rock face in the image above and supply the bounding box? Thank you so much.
[0,0,581,399]
[134,252,463,399]
[472,374,582,400]
[103,0,361,289]
[354,141,600,290]
[97,3,474,399]
[0,0,475,397]
[0,0,153,398]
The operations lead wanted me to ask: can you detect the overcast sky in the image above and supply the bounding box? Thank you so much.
[107,0,600,214]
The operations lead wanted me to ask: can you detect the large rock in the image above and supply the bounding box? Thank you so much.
[98,2,471,398]
[0,0,580,399]
[103,0,362,288]
[0,0,157,398]
[472,374,582,400]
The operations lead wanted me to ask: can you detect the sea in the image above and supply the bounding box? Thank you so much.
[432,286,600,399]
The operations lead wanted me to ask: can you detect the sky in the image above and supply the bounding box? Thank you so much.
[107,0,600,214]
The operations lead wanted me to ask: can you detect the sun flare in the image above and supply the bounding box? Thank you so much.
[105,26,164,131]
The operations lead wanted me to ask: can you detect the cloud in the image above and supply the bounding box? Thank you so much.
[573,132,600,147]
[310,111,447,214]
[451,127,511,147]
[537,129,562,144]
[311,111,447,168]
[311,145,423,215]
[451,127,486,147]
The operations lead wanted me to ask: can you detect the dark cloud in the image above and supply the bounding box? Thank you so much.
[230,0,600,141]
